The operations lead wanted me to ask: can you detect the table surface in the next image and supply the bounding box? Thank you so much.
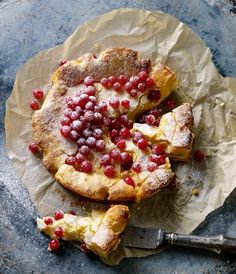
[1,1,236,273]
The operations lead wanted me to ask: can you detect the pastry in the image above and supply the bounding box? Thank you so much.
[37,205,129,257]
[32,48,193,202]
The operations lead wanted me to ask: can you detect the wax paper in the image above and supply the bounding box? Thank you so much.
[5,9,236,265]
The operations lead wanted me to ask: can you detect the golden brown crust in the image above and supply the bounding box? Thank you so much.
[32,48,190,202]
[37,205,130,257]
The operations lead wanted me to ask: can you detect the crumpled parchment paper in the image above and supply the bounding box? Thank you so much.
[5,9,236,265]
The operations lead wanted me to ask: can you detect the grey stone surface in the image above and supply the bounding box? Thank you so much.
[0,0,236,273]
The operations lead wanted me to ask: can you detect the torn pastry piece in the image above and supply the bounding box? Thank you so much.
[132,103,194,161]
[37,205,130,257]
[31,48,179,202]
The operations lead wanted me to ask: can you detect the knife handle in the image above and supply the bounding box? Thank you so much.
[164,233,236,254]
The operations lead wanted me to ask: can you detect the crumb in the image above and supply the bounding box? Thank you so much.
[192,188,199,196]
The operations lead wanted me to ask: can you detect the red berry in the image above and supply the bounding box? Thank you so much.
[82,128,93,138]
[117,139,126,150]
[146,77,154,88]
[67,100,76,110]
[98,101,107,112]
[49,239,60,251]
[113,82,122,92]
[123,177,135,187]
[130,89,138,97]
[121,99,130,109]
[126,121,134,129]
[61,117,71,126]
[54,227,64,238]
[157,155,166,165]
[85,101,95,111]
[94,112,103,123]
[118,75,128,85]
[54,211,64,220]
[101,78,111,88]
[70,130,79,141]
[145,114,156,125]
[84,86,96,96]
[149,154,159,164]
[84,76,94,86]
[64,108,73,118]
[108,76,117,85]
[119,114,128,125]
[147,162,158,172]
[30,100,39,110]
[109,98,120,109]
[124,82,133,92]
[132,131,144,143]
[129,76,140,87]
[65,156,77,166]
[44,217,53,225]
[121,152,132,163]
[103,117,111,126]
[109,129,118,139]
[86,136,96,148]
[132,163,141,173]
[60,126,71,137]
[28,143,38,153]
[104,165,115,177]
[93,128,103,139]
[149,108,162,117]
[137,82,146,92]
[72,120,82,132]
[79,145,90,155]
[80,160,93,173]
[165,99,176,110]
[152,144,165,155]
[33,89,44,99]
[59,59,67,66]
[154,117,161,127]
[77,137,86,147]
[88,96,97,104]
[137,138,148,150]
[110,149,121,162]
[119,128,131,139]
[148,90,161,101]
[75,153,85,164]
[79,243,90,253]
[70,111,80,120]
[101,154,112,166]
[95,139,105,151]
[138,71,149,81]
[194,150,205,161]
[110,118,121,129]
[69,210,76,215]
[84,110,95,122]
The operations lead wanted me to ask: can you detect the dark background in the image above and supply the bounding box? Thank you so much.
[1,1,236,273]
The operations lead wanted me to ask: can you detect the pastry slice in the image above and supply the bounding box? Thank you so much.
[37,205,130,257]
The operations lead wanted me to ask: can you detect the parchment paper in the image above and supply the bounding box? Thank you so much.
[5,9,236,265]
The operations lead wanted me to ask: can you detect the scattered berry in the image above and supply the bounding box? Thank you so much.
[54,211,64,220]
[132,163,141,173]
[44,217,53,225]
[65,156,77,166]
[30,100,39,110]
[117,139,126,150]
[110,149,121,162]
[152,144,165,155]
[69,210,76,215]
[138,71,149,81]
[147,162,158,172]
[124,82,133,92]
[80,160,93,173]
[146,77,154,88]
[104,165,115,177]
[80,243,90,253]
[119,128,131,139]
[129,76,140,87]
[59,59,67,66]
[118,75,128,85]
[137,82,146,92]
[148,90,161,101]
[123,177,135,187]
[54,227,64,238]
[95,139,105,151]
[84,76,94,86]
[75,153,85,164]
[194,150,205,162]
[49,239,60,251]
[121,99,130,109]
[108,76,117,85]
[145,114,155,125]
[33,89,44,99]
[109,98,120,109]
[113,82,122,92]
[28,143,39,153]
[101,154,112,166]
[101,78,111,88]
[137,138,148,150]
[132,131,144,143]
[165,99,176,110]
[79,145,90,155]
[61,117,71,126]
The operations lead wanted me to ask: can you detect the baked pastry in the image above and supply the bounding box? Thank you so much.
[32,48,193,201]
[37,205,129,257]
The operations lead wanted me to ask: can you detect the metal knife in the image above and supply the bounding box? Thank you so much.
[121,226,236,254]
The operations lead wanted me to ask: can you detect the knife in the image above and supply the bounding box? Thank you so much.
[121,226,236,254]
